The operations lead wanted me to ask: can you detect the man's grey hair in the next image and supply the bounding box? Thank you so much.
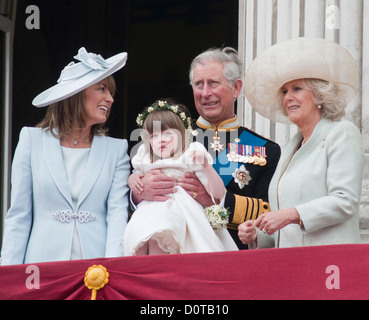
[189,47,243,87]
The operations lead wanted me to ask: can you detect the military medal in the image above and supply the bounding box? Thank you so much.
[238,155,247,163]
[259,157,267,166]
[210,136,224,152]
[232,165,252,189]
[248,155,255,164]
[242,155,250,164]
[253,156,261,165]
[227,143,239,162]
[253,146,261,165]
[227,151,239,162]
[227,143,267,166]
[210,130,224,152]
[255,146,267,166]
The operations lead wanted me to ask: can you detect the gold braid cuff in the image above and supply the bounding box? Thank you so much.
[227,195,270,230]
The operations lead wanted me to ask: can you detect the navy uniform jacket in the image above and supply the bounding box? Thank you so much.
[193,116,281,249]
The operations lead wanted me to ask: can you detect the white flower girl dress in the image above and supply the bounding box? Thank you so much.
[124,142,238,255]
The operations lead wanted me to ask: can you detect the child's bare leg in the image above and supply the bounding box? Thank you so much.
[148,239,169,255]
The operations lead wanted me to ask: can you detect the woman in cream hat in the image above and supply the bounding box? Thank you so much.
[1,47,130,265]
[239,37,364,248]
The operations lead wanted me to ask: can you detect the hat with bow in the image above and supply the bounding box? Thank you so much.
[33,47,127,107]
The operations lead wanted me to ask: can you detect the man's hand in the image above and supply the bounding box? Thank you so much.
[177,172,214,207]
[238,220,257,245]
[132,169,176,204]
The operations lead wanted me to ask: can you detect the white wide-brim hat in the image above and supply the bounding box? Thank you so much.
[32,47,128,107]
[244,37,359,124]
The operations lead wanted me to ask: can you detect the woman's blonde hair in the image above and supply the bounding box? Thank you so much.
[36,76,116,138]
[306,79,346,121]
[142,99,191,162]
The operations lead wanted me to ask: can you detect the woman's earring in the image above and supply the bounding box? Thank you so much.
[317,104,322,109]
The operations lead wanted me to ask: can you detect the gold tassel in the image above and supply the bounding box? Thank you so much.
[84,265,109,300]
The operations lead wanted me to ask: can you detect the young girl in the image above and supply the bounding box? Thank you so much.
[124,99,238,255]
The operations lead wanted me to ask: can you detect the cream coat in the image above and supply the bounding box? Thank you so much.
[268,118,364,247]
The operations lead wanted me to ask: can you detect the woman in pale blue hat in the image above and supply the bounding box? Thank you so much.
[239,37,364,248]
[1,48,129,265]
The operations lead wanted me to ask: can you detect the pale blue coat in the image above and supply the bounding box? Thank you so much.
[1,127,130,265]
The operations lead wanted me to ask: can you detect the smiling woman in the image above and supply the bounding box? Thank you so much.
[280,79,322,142]
[0,47,131,265]
[36,76,116,149]
[82,79,115,141]
[241,37,364,249]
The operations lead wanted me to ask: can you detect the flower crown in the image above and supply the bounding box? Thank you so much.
[136,100,192,129]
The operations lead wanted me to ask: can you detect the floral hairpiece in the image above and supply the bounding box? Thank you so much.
[136,100,192,129]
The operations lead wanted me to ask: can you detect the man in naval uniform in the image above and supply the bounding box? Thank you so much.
[185,47,280,249]
[132,47,280,249]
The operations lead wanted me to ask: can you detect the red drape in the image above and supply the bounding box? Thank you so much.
[1,244,369,300]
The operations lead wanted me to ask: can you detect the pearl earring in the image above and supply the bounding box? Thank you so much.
[317,105,322,109]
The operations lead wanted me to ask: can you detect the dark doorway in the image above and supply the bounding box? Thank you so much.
[0,30,5,237]
[13,0,238,153]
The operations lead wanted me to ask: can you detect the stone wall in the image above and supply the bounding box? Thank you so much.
[238,0,369,242]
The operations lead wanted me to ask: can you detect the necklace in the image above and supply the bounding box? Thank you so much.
[68,134,91,147]
[72,136,79,146]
